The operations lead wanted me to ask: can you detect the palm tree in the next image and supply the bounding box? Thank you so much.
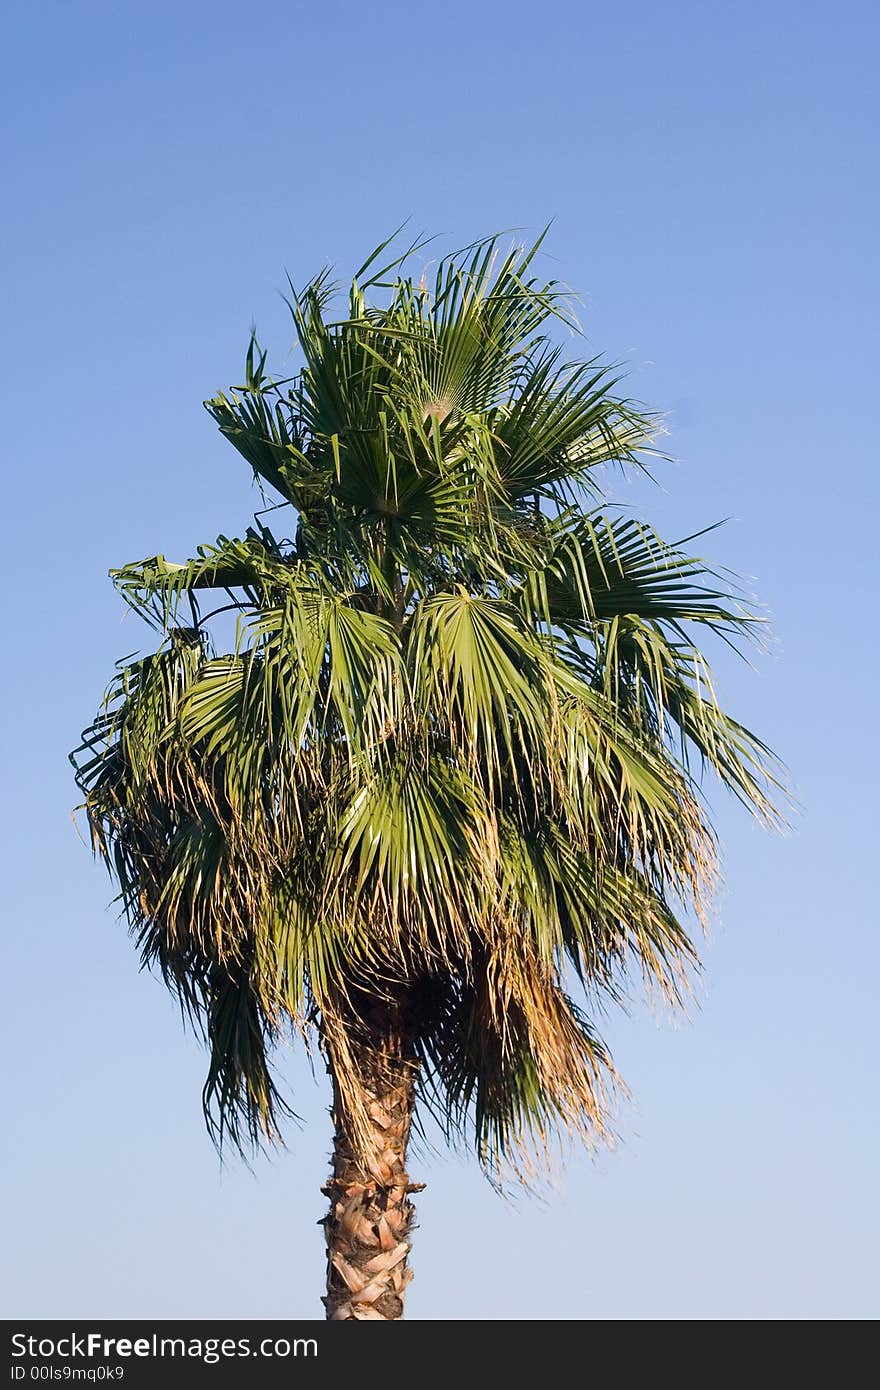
[72,232,782,1320]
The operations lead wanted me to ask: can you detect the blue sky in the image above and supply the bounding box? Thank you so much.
[2,0,877,1319]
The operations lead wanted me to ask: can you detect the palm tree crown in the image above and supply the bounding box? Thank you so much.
[73,232,782,1187]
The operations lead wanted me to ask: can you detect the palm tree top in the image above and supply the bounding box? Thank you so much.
[73,230,785,1181]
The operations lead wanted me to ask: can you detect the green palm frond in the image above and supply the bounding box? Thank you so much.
[72,229,784,1177]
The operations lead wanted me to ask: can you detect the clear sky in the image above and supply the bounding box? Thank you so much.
[2,0,877,1320]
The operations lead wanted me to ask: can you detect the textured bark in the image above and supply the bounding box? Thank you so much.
[323,1007,420,1321]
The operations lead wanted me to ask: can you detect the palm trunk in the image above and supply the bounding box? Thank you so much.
[322,1009,420,1320]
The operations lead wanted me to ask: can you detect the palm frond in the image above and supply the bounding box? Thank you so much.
[73,228,785,1176]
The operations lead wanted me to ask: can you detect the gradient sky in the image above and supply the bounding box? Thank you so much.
[2,0,877,1320]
